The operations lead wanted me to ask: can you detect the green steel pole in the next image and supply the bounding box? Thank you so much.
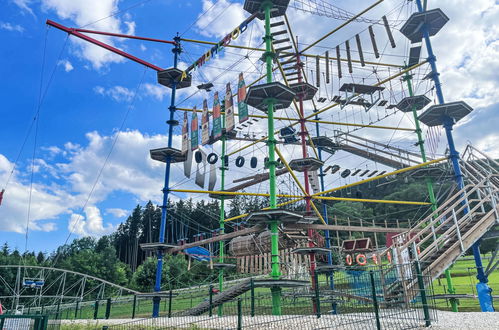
[404,73,458,312]
[218,104,227,317]
[262,0,282,316]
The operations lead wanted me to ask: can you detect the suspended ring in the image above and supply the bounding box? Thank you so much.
[330,165,340,174]
[235,156,245,167]
[250,156,258,168]
[207,153,218,165]
[195,151,203,164]
[341,169,351,178]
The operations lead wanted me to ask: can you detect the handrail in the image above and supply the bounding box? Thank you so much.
[393,175,498,252]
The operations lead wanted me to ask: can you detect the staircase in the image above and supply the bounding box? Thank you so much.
[180,279,252,316]
[384,145,499,301]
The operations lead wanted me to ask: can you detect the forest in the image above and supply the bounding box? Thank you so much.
[1,174,496,295]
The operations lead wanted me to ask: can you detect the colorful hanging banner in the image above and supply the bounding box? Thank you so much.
[212,91,222,141]
[182,111,189,154]
[191,107,199,151]
[201,99,210,145]
[225,82,235,132]
[237,72,249,123]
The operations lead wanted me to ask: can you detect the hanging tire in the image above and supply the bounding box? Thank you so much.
[250,156,257,168]
[207,153,218,164]
[235,156,245,167]
[195,150,203,163]
[330,165,340,174]
[223,155,229,167]
[340,169,351,178]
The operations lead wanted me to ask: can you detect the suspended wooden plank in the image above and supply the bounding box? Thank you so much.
[316,55,320,87]
[368,26,380,58]
[355,34,365,67]
[325,51,330,84]
[336,45,342,79]
[345,40,353,74]
[382,16,396,48]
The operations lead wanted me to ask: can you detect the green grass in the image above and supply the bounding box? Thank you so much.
[52,255,498,320]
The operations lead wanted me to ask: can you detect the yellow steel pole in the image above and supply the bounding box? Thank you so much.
[300,0,385,53]
[312,196,431,205]
[313,157,447,196]
[170,188,302,198]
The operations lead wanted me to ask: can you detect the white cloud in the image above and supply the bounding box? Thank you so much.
[68,206,114,237]
[195,0,245,38]
[41,0,135,69]
[12,0,35,17]
[142,83,168,101]
[0,22,25,32]
[106,208,128,218]
[94,85,135,102]
[58,59,74,72]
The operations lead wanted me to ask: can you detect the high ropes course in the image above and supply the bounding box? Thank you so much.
[4,0,499,321]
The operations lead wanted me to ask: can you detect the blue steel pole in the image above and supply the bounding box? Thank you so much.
[313,115,336,314]
[152,35,181,318]
[415,0,493,311]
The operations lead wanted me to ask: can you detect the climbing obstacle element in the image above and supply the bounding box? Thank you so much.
[418,101,474,127]
[396,95,431,113]
[157,68,192,89]
[244,82,296,112]
[400,8,449,43]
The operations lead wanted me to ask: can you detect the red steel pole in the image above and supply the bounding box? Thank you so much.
[46,20,165,71]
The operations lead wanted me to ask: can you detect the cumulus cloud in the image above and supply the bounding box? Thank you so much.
[94,85,136,102]
[68,206,114,236]
[58,59,74,72]
[106,208,128,218]
[41,0,136,69]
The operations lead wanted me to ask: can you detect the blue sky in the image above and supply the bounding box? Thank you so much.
[1,0,498,255]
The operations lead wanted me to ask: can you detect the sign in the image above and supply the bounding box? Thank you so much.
[201,99,210,145]
[212,92,222,141]
[184,13,257,75]
[225,82,235,132]
[181,111,189,154]
[237,73,249,123]
[191,107,199,151]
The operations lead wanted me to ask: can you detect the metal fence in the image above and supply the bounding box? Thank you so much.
[0,313,60,330]
[103,262,436,329]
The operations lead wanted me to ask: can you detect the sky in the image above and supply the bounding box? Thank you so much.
[0,0,498,255]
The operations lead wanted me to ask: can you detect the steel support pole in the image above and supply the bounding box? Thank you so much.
[415,0,493,311]
[262,0,281,315]
[404,72,458,312]
[153,35,181,318]
[218,104,227,317]
[295,43,318,314]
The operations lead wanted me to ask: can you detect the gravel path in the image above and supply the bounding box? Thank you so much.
[62,311,499,329]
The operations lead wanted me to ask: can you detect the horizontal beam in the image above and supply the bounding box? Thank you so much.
[46,20,164,71]
[170,188,303,198]
[179,39,402,68]
[224,197,304,223]
[286,223,410,233]
[73,27,176,44]
[314,157,447,196]
[226,61,428,157]
[312,195,431,206]
[169,225,266,253]
[300,0,384,53]
[176,107,413,131]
